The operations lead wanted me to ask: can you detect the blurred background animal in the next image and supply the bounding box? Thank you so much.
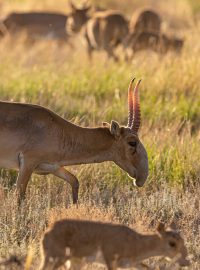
[129,9,161,34]
[84,10,129,61]
[66,3,129,61]
[39,220,190,270]
[0,12,70,44]
[126,7,184,59]
[127,31,184,57]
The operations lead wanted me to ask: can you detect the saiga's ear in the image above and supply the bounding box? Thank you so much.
[110,120,120,139]
[82,0,91,12]
[69,1,76,11]
[157,222,165,236]
[102,122,110,128]
[169,221,177,231]
[82,6,91,12]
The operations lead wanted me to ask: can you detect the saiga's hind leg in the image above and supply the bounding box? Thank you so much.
[105,46,119,62]
[103,254,118,270]
[39,257,56,270]
[16,152,35,203]
[84,30,94,61]
[39,256,68,270]
[87,45,94,61]
[69,258,85,270]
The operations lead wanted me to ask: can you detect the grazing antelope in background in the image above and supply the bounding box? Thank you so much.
[127,31,184,57]
[84,10,129,61]
[40,220,190,270]
[67,1,91,34]
[129,9,161,34]
[67,2,129,61]
[0,11,70,44]
[0,79,148,204]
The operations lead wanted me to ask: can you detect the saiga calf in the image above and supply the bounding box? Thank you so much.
[40,219,190,270]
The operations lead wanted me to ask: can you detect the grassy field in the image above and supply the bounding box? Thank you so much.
[0,0,200,269]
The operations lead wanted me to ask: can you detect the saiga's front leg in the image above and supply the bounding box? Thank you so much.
[53,167,79,204]
[36,164,79,204]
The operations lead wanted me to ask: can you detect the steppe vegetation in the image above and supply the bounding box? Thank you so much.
[0,0,199,269]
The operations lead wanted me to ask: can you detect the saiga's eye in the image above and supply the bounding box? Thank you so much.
[169,241,176,248]
[128,141,137,148]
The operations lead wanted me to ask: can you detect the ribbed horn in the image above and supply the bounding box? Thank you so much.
[131,80,141,134]
[127,78,135,128]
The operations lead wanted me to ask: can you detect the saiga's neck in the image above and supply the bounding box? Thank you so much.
[133,234,165,262]
[60,124,115,166]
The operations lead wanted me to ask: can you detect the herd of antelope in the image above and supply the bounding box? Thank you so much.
[0,2,190,270]
[0,1,184,60]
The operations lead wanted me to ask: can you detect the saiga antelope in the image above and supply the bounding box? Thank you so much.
[67,2,129,61]
[0,12,70,44]
[0,79,148,204]
[125,9,161,59]
[127,31,184,58]
[40,220,190,270]
[129,9,161,34]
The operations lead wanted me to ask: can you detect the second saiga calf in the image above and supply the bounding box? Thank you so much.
[40,220,190,270]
